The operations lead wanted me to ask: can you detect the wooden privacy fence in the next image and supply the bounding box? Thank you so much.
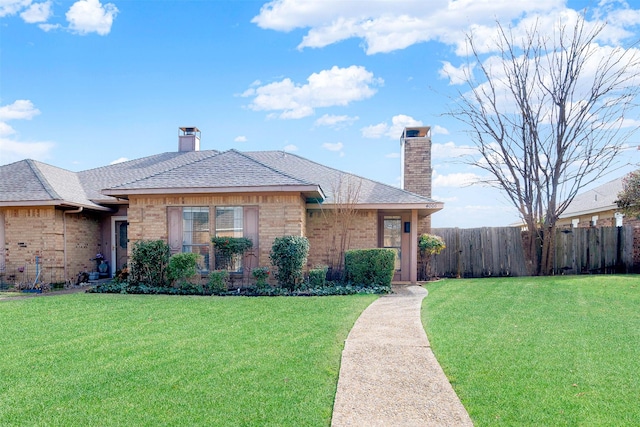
[431,226,637,278]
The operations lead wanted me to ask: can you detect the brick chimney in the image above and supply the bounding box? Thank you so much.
[401,126,432,233]
[179,127,200,152]
[401,126,431,197]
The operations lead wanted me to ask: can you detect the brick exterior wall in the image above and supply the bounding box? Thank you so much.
[127,193,306,269]
[0,207,101,284]
[305,209,378,271]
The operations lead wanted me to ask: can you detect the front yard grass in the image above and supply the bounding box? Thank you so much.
[0,293,376,426]
[422,275,640,426]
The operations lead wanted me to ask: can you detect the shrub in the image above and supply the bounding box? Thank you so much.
[208,270,229,295]
[129,240,171,286]
[211,237,253,271]
[308,265,328,288]
[167,252,200,286]
[344,249,395,287]
[251,266,271,291]
[418,233,446,280]
[269,236,309,291]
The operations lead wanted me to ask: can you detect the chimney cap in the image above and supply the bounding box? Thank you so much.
[179,126,200,134]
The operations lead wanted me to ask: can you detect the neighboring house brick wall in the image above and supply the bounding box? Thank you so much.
[306,209,378,270]
[1,207,100,283]
[127,193,306,268]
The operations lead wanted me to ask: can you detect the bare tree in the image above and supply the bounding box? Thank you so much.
[448,15,640,275]
[318,175,362,279]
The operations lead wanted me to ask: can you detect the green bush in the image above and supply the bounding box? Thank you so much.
[129,240,171,286]
[269,236,309,291]
[344,249,395,287]
[308,265,328,288]
[167,252,200,286]
[208,270,229,295]
[211,237,253,270]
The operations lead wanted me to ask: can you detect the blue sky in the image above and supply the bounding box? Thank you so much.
[2,0,640,228]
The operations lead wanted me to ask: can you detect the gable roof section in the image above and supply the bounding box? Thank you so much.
[78,150,221,202]
[559,176,624,218]
[0,159,108,210]
[101,149,325,200]
[244,151,442,209]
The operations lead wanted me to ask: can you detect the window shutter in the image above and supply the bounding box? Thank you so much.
[243,206,259,272]
[167,207,183,254]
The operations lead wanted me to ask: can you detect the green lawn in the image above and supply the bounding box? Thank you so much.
[422,275,640,426]
[0,293,376,426]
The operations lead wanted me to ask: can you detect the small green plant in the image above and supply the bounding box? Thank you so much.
[251,266,270,290]
[344,249,395,287]
[208,270,229,295]
[418,233,446,280]
[129,240,171,286]
[269,236,309,291]
[308,265,328,288]
[211,237,253,271]
[167,252,200,286]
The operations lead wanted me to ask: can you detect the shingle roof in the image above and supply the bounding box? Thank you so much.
[0,159,106,209]
[1,148,442,211]
[244,150,439,205]
[560,176,624,217]
[105,150,315,191]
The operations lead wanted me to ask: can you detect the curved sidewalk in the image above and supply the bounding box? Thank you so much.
[332,285,473,426]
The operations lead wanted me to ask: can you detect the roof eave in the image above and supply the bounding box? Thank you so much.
[559,204,618,219]
[0,200,112,211]
[102,185,325,200]
[307,201,444,214]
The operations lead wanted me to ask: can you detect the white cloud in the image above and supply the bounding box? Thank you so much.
[283,144,298,151]
[385,152,400,158]
[38,23,61,31]
[0,100,41,121]
[433,171,483,188]
[314,114,358,128]
[361,122,388,139]
[431,125,449,135]
[361,114,424,139]
[66,0,118,36]
[0,138,54,164]
[234,135,248,142]
[20,0,51,23]
[432,141,477,159]
[242,65,382,119]
[0,0,31,17]
[0,100,53,165]
[439,61,475,85]
[322,141,343,152]
[252,0,568,55]
[110,157,128,165]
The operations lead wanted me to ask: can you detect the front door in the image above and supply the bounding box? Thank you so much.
[380,213,411,282]
[114,219,128,275]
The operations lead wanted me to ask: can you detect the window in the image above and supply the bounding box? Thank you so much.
[182,207,210,272]
[383,216,402,271]
[215,207,244,271]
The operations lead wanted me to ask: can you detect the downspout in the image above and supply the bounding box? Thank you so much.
[63,207,83,282]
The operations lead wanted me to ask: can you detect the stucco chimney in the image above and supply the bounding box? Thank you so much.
[400,126,432,197]
[179,127,201,152]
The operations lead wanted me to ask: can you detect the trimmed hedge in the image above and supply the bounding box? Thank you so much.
[269,236,309,291]
[344,248,395,287]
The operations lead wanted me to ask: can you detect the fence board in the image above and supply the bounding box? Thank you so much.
[432,226,636,278]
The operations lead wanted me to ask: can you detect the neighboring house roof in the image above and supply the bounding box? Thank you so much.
[1,148,443,213]
[0,159,108,210]
[559,176,624,218]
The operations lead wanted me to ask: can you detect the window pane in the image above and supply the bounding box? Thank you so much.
[383,216,402,271]
[215,207,243,237]
[183,207,210,272]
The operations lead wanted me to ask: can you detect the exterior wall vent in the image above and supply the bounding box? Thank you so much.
[179,127,201,152]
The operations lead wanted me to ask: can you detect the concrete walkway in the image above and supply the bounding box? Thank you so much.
[332,285,473,426]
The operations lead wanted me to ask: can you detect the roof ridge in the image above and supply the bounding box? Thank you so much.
[110,150,222,188]
[26,159,61,200]
[231,149,315,185]
[249,150,436,202]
